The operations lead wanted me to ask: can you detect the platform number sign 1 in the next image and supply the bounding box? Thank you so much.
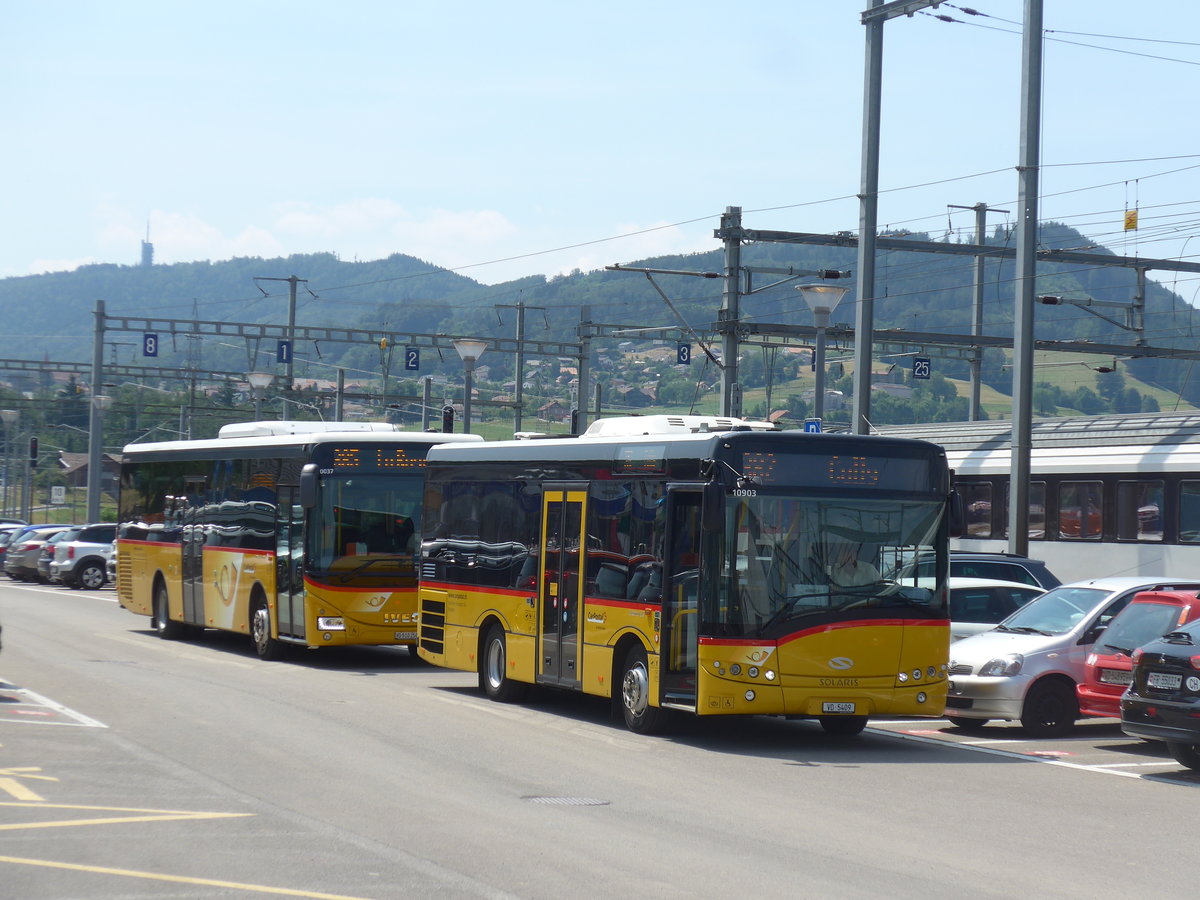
[142,333,159,357]
[677,343,692,366]
[277,340,292,364]
[404,347,420,371]
[913,357,931,380]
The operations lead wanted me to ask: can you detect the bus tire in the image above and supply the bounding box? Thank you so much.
[819,715,868,737]
[152,581,186,640]
[479,625,526,702]
[250,596,287,661]
[1020,679,1077,737]
[620,644,667,735]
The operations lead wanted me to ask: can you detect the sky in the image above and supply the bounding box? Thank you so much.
[6,1,1200,299]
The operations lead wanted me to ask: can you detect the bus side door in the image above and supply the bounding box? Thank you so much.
[660,487,702,706]
[538,485,585,689]
[180,496,205,627]
[275,488,305,641]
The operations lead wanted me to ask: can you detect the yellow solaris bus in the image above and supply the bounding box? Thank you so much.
[418,415,960,734]
[116,421,480,659]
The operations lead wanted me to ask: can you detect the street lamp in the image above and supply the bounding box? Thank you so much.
[247,372,274,421]
[452,339,488,434]
[796,283,849,422]
[0,409,16,518]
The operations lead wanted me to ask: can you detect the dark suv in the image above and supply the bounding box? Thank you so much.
[898,551,1061,590]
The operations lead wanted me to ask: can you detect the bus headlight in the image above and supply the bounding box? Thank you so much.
[765,669,776,681]
[897,671,908,683]
[916,692,928,704]
[744,690,756,702]
[317,617,345,631]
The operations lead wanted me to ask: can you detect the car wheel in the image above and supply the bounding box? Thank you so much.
[77,562,105,591]
[620,644,668,734]
[947,715,991,732]
[478,625,526,702]
[819,715,869,737]
[152,581,186,639]
[1020,680,1078,737]
[1167,741,1200,770]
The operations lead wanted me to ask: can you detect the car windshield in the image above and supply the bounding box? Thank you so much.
[1096,602,1194,655]
[995,586,1108,635]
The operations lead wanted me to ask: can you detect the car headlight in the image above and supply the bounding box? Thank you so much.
[978,653,1024,677]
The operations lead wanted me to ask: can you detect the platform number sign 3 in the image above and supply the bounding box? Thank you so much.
[913,357,931,380]
[677,343,692,366]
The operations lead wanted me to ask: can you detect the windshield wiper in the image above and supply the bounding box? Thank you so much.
[336,556,406,583]
[1099,644,1134,656]
[996,624,1053,636]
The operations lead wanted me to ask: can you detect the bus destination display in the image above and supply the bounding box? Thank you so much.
[325,445,427,472]
[740,450,934,490]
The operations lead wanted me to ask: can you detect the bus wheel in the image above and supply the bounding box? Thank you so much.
[819,715,868,737]
[620,645,667,735]
[479,625,526,702]
[250,597,287,661]
[152,582,185,640]
[1020,680,1077,737]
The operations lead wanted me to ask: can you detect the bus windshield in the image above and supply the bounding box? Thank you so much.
[311,474,423,580]
[711,494,946,638]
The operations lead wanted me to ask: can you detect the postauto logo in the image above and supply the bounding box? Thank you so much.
[827,657,854,670]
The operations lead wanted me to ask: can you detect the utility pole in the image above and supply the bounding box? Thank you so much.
[498,300,545,434]
[718,206,743,418]
[1009,0,1044,558]
[86,300,106,523]
[255,274,306,419]
[950,202,1009,420]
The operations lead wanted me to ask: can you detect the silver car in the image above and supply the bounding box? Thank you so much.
[946,577,1200,737]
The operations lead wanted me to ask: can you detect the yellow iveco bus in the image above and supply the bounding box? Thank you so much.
[116,421,481,659]
[418,415,960,735]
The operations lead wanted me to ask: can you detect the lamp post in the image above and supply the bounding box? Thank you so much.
[247,372,274,421]
[452,339,488,434]
[85,393,112,522]
[796,283,849,422]
[0,409,16,518]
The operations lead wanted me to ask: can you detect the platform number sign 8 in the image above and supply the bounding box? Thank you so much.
[913,357,931,380]
[142,333,159,357]
[677,343,692,366]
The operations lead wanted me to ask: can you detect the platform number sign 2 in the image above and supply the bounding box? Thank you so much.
[912,357,931,380]
[404,347,420,371]
[142,333,159,357]
[677,343,692,366]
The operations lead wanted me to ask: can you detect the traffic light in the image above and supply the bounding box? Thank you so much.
[441,404,454,433]
[29,436,38,469]
[570,408,580,435]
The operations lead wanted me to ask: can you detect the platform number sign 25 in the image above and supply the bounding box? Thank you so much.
[912,357,931,380]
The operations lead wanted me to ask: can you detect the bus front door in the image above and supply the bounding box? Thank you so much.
[538,486,585,689]
[660,488,702,707]
[275,488,306,641]
[180,499,205,627]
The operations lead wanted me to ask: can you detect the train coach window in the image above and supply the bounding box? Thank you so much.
[1002,482,1046,541]
[1180,482,1200,543]
[1059,481,1103,541]
[1117,481,1163,542]
[960,483,993,537]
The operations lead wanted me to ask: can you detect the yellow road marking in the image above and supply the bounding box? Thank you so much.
[0,766,58,781]
[0,801,252,831]
[0,778,44,801]
[0,855,377,899]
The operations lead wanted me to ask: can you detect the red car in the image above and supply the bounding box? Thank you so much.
[1078,589,1200,719]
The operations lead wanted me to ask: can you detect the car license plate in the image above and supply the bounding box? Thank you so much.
[822,702,856,714]
[395,631,417,641]
[1147,671,1182,690]
[1099,668,1132,685]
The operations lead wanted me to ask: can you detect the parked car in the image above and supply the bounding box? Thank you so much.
[36,527,77,583]
[892,551,1061,591]
[1121,621,1200,770]
[50,523,116,590]
[1078,589,1200,720]
[0,516,27,525]
[0,524,24,570]
[3,525,72,581]
[945,577,1200,737]
[946,577,1044,642]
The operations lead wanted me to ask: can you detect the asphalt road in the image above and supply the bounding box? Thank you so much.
[0,578,1196,899]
